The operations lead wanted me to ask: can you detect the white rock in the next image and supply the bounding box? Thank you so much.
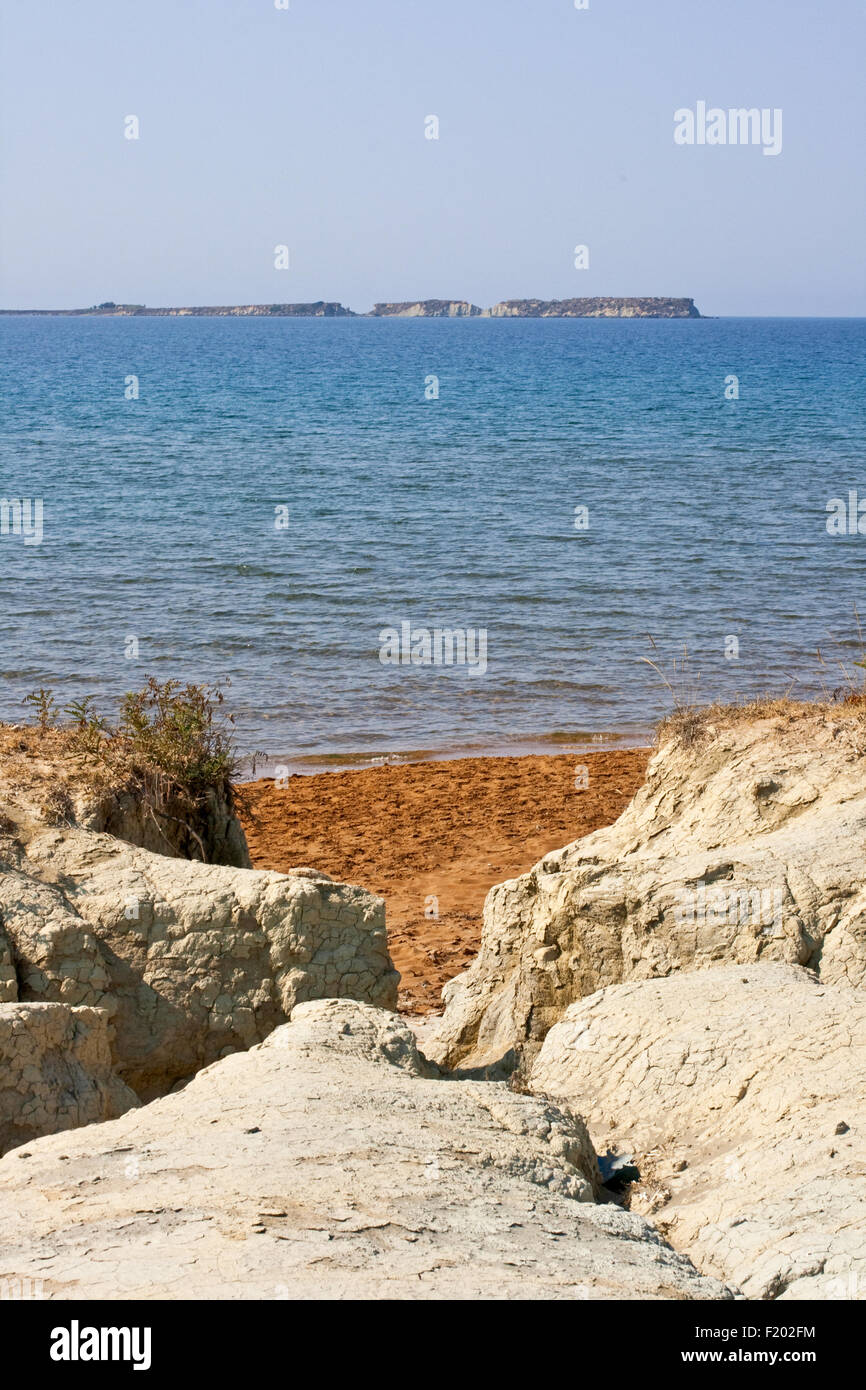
[530,963,866,1300]
[1,825,397,1099]
[429,712,866,1071]
[0,1002,138,1155]
[0,999,730,1301]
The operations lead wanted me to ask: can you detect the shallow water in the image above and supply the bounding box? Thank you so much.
[1,315,864,765]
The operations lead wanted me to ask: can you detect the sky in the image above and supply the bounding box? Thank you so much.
[0,0,863,315]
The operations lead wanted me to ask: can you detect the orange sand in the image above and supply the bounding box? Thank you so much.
[240,750,650,1014]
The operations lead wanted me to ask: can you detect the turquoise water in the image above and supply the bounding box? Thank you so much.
[1,315,864,767]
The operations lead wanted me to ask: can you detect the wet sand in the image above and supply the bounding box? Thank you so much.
[240,749,651,1014]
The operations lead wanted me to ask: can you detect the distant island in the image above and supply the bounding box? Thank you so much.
[372,297,701,318]
[0,300,354,318]
[1,297,702,319]
[484,297,701,318]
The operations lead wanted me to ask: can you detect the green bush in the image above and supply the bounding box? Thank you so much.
[118,677,237,797]
[23,677,238,800]
[22,687,58,731]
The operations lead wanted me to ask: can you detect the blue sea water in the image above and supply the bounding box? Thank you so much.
[1,315,864,769]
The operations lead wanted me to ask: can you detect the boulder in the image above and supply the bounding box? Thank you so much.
[428,710,866,1071]
[1,825,398,1099]
[0,1002,138,1155]
[0,999,730,1300]
[530,963,866,1300]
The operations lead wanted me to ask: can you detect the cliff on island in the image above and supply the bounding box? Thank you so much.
[483,296,701,318]
[157,301,356,317]
[369,300,481,317]
[2,296,702,318]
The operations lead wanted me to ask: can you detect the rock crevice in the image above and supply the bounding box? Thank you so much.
[0,999,730,1300]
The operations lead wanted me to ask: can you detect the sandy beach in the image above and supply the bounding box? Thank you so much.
[240,748,651,1013]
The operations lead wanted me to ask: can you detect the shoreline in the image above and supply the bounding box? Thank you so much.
[236,730,654,780]
[239,748,651,1013]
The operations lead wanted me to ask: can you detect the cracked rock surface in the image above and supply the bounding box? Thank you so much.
[0,999,730,1300]
[428,712,866,1072]
[0,824,397,1100]
[530,963,866,1300]
[0,1003,138,1155]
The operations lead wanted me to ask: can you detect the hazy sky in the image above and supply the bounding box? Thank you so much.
[1,0,863,315]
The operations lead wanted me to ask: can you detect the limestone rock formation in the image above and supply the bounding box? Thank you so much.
[368,300,481,317]
[0,999,730,1300]
[428,708,866,1071]
[530,964,866,1300]
[0,825,398,1099]
[0,1002,138,1155]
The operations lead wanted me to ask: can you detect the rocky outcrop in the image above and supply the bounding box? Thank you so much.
[0,726,399,1129]
[368,300,481,317]
[0,825,397,1100]
[0,726,250,866]
[483,297,701,318]
[428,708,866,1071]
[74,784,250,867]
[0,998,730,1300]
[0,1003,138,1155]
[530,964,866,1300]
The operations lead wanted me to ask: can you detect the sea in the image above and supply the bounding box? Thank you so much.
[1,314,864,771]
